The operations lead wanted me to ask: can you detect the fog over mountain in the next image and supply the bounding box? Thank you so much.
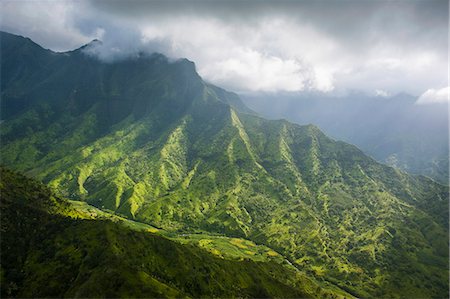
[1,0,448,97]
[242,91,449,183]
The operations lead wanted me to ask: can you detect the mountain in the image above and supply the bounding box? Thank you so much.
[242,91,449,184]
[1,31,449,298]
[2,167,348,298]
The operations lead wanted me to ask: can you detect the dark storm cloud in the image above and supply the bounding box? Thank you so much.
[1,0,448,96]
[88,0,448,49]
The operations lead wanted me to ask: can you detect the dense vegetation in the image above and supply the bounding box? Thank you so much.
[1,31,448,298]
[243,92,449,184]
[1,167,351,298]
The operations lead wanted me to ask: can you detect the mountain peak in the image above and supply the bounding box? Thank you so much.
[72,38,103,53]
[0,30,49,53]
[87,38,102,47]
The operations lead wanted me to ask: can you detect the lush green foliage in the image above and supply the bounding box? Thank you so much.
[242,92,449,184]
[1,31,449,298]
[1,167,351,298]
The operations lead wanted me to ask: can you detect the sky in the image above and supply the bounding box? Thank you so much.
[1,0,448,103]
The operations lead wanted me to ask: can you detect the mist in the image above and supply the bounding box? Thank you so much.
[1,0,448,96]
[242,90,449,182]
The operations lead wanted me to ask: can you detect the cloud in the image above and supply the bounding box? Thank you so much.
[139,17,333,92]
[0,0,95,51]
[416,87,450,105]
[1,0,447,95]
[201,50,310,92]
[375,89,390,97]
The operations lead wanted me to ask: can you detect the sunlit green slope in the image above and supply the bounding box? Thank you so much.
[242,92,449,184]
[1,31,448,298]
[1,167,352,298]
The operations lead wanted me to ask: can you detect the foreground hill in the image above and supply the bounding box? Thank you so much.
[1,31,448,298]
[1,167,349,298]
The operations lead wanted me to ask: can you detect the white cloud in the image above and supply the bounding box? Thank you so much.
[416,87,449,105]
[375,89,390,97]
[139,18,330,92]
[203,50,308,92]
[1,1,447,95]
[0,0,95,51]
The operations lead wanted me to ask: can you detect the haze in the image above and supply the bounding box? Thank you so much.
[1,0,448,101]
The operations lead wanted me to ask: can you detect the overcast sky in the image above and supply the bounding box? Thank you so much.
[1,0,448,101]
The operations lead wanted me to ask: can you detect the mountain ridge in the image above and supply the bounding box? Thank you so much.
[242,91,449,183]
[1,31,448,298]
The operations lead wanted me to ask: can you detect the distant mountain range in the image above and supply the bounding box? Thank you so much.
[1,31,448,298]
[242,91,449,184]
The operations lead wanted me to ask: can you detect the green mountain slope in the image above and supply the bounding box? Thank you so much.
[242,92,449,184]
[1,31,448,298]
[1,167,351,298]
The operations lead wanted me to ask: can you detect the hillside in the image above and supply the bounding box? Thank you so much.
[1,31,449,298]
[1,167,351,298]
[242,92,449,184]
